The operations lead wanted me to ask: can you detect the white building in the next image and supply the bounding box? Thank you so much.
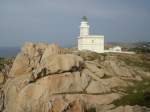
[109,46,122,52]
[104,46,135,54]
[78,16,104,53]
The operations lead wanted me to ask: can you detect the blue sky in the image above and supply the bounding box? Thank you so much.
[0,0,150,47]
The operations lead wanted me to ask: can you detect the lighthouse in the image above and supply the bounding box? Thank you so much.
[78,16,104,53]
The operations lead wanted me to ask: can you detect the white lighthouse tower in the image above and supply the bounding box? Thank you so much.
[78,16,104,53]
[80,16,89,36]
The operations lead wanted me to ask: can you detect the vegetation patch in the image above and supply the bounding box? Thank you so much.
[0,57,14,71]
[113,80,150,107]
[77,51,107,61]
[131,42,150,53]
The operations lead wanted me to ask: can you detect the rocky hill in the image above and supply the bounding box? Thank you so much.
[0,42,150,112]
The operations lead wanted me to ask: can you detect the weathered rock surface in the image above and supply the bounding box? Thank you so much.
[85,61,104,78]
[103,60,134,78]
[31,54,84,81]
[86,77,127,94]
[10,43,48,76]
[1,43,150,112]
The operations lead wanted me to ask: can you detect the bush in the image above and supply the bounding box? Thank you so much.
[77,51,107,61]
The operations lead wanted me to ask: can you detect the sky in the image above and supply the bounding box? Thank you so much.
[0,0,150,47]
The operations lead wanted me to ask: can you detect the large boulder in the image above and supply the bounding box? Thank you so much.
[41,54,84,74]
[9,42,48,76]
[31,54,84,81]
[3,74,31,112]
[9,43,70,77]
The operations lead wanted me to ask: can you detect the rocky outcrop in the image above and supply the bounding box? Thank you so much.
[9,43,47,76]
[2,43,150,112]
[10,43,68,76]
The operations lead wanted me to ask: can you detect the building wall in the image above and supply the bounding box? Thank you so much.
[78,36,104,53]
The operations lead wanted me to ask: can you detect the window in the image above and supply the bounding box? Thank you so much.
[92,40,94,43]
